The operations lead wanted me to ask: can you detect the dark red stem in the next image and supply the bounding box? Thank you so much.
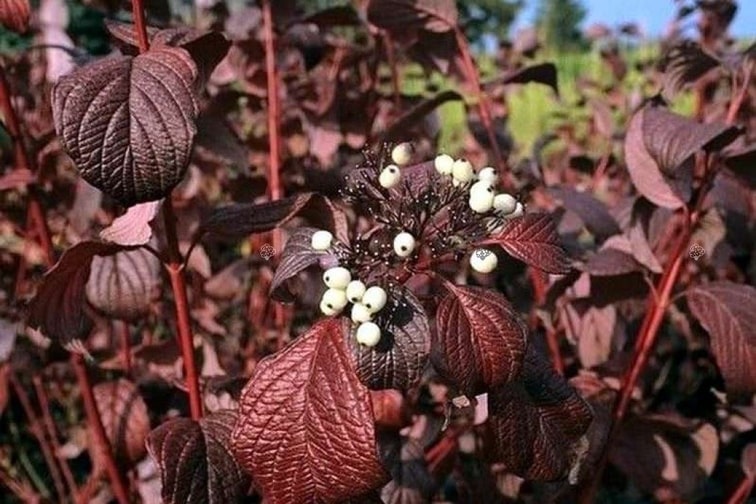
[131,0,150,53]
[71,355,130,504]
[726,475,755,504]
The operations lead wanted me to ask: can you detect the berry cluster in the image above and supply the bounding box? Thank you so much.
[377,142,414,189]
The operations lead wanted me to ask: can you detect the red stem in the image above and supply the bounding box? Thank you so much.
[32,377,80,503]
[131,0,150,53]
[163,198,203,420]
[261,0,286,341]
[0,467,39,503]
[727,475,755,504]
[117,321,132,375]
[71,355,130,504]
[453,28,508,185]
[9,375,67,501]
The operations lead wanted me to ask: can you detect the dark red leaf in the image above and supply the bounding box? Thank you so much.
[346,288,430,391]
[147,410,250,504]
[231,319,389,502]
[660,40,720,99]
[488,346,593,480]
[686,281,756,397]
[624,105,740,209]
[27,241,129,346]
[0,0,30,33]
[295,5,361,28]
[99,201,161,247]
[486,213,573,274]
[432,285,527,396]
[366,0,457,33]
[85,247,161,321]
[487,63,559,96]
[378,90,463,143]
[581,247,643,277]
[52,47,199,205]
[92,379,150,469]
[723,144,756,188]
[199,193,346,240]
[548,187,621,239]
[270,227,335,302]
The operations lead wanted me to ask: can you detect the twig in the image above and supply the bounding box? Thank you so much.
[162,198,203,420]
[726,475,755,504]
[71,354,130,504]
[262,0,287,345]
[32,377,80,503]
[0,465,40,503]
[116,321,132,375]
[9,374,67,500]
[131,0,150,53]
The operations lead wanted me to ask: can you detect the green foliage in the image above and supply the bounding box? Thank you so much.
[458,0,523,44]
[535,0,587,52]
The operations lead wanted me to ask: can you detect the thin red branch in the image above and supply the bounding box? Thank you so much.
[131,0,150,53]
[32,377,80,503]
[163,198,203,420]
[71,355,130,504]
[0,466,40,504]
[726,475,755,504]
[261,0,287,343]
[9,374,67,501]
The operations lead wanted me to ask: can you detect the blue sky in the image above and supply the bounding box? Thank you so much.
[514,0,756,38]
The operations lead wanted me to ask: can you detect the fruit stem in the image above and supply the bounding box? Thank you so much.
[71,355,130,504]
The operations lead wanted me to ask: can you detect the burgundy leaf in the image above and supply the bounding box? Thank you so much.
[99,201,161,246]
[660,40,720,99]
[548,186,621,239]
[581,247,643,277]
[562,302,618,368]
[610,414,718,501]
[686,282,756,397]
[27,241,129,346]
[346,288,430,391]
[432,285,527,396]
[488,346,593,480]
[295,5,361,28]
[270,227,334,302]
[147,410,250,504]
[85,247,161,321]
[0,0,30,33]
[378,90,463,143]
[723,144,756,188]
[200,193,346,241]
[92,379,150,469]
[624,105,740,209]
[231,319,389,503]
[487,62,559,96]
[366,0,457,33]
[486,213,573,274]
[52,47,199,205]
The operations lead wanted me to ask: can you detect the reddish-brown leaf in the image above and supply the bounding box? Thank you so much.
[27,241,129,346]
[52,47,199,205]
[346,288,430,391]
[548,187,620,239]
[85,247,161,321]
[147,410,250,504]
[270,227,336,303]
[231,319,389,503]
[378,90,463,143]
[686,282,756,397]
[0,0,30,33]
[488,346,593,480]
[92,379,150,468]
[99,201,161,246]
[432,285,527,396]
[486,213,572,274]
[487,62,559,96]
[660,40,720,100]
[366,0,457,33]
[581,247,643,277]
[624,105,740,209]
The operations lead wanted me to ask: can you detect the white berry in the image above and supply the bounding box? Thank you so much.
[434,153,454,175]
[321,288,348,313]
[311,230,333,251]
[356,322,381,347]
[477,167,498,183]
[320,299,339,316]
[469,189,495,213]
[508,201,525,218]
[452,158,474,183]
[346,280,366,303]
[470,249,498,273]
[362,286,388,313]
[351,303,373,323]
[470,180,494,197]
[393,231,416,257]
[493,193,517,215]
[379,165,401,188]
[391,142,413,166]
[323,267,351,289]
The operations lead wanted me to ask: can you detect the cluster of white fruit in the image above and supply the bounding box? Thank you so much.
[378,142,414,189]
[311,229,393,347]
